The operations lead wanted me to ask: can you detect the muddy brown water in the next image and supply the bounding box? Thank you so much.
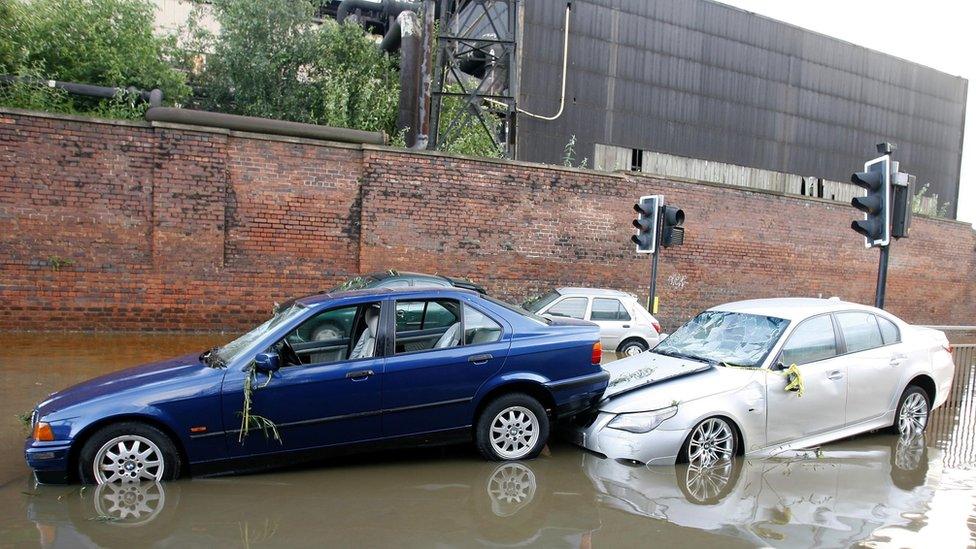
[0,334,974,548]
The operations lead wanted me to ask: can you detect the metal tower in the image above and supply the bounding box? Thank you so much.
[428,0,518,158]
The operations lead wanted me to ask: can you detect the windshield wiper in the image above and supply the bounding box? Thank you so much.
[716,361,753,368]
[200,346,226,369]
[655,349,709,363]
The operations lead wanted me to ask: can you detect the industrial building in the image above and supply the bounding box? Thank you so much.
[517,0,968,216]
[153,0,968,216]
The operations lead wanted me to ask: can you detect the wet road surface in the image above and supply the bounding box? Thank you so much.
[0,334,974,547]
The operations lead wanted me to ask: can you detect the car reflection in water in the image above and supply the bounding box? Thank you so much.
[25,457,601,548]
[583,433,939,547]
[22,435,943,547]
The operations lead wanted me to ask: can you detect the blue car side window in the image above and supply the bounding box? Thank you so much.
[463,305,503,345]
[394,299,462,354]
[278,303,381,366]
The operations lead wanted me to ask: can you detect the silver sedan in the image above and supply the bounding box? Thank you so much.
[571,298,955,465]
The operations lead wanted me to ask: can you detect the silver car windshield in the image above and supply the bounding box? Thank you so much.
[216,303,307,364]
[654,311,789,367]
[522,291,560,313]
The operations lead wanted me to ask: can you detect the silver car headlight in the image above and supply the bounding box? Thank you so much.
[607,406,678,433]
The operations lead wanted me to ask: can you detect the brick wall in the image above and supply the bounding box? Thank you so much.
[2,108,974,332]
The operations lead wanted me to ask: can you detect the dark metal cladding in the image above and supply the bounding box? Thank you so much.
[516,0,968,217]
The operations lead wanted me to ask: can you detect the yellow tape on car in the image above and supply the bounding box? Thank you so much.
[782,363,803,397]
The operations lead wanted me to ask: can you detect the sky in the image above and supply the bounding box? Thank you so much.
[716,0,976,226]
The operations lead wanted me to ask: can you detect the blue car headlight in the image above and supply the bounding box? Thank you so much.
[607,406,677,433]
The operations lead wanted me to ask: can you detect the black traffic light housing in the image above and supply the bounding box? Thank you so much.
[661,205,685,247]
[631,195,661,253]
[890,172,915,239]
[850,155,890,247]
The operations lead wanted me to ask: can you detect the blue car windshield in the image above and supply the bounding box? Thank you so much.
[654,311,789,367]
[216,303,307,364]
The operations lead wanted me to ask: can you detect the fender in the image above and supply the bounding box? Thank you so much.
[472,371,555,414]
[475,371,552,400]
[65,404,186,447]
[889,363,937,412]
[678,402,755,454]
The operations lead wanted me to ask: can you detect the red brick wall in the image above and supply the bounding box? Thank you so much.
[1,109,974,332]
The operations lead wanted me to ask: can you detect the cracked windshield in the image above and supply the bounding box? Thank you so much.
[654,311,790,367]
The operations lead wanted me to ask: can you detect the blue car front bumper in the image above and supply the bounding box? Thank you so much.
[25,439,73,484]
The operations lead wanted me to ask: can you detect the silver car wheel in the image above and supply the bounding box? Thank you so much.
[623,345,643,357]
[898,392,928,435]
[93,435,165,484]
[490,406,540,460]
[687,418,735,466]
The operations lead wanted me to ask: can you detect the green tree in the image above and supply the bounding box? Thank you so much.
[0,0,188,116]
[189,0,399,136]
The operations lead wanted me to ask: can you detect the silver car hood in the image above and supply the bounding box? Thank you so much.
[600,352,760,413]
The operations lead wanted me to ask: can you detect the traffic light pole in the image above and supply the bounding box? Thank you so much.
[647,206,664,313]
[648,245,660,313]
[875,244,889,308]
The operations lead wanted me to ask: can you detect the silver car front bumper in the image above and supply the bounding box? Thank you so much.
[570,411,688,466]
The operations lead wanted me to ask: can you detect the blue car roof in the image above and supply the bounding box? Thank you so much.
[295,286,480,306]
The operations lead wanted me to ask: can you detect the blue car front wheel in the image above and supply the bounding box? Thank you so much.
[78,422,182,484]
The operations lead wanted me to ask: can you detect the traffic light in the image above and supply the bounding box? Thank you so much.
[850,155,891,247]
[661,205,685,247]
[890,172,915,239]
[632,195,662,253]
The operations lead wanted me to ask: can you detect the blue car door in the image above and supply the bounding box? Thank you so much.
[382,296,511,437]
[221,301,386,456]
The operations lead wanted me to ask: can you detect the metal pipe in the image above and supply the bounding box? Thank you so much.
[395,10,422,146]
[337,0,421,25]
[144,107,387,145]
[379,17,403,52]
[415,0,437,148]
[516,2,570,121]
[0,75,163,107]
[337,0,381,23]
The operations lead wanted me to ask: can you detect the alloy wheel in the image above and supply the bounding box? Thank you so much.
[489,406,540,460]
[623,345,644,357]
[93,435,165,484]
[687,418,735,466]
[898,392,928,435]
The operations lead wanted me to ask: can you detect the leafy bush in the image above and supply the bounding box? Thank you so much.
[0,0,189,117]
[186,0,400,136]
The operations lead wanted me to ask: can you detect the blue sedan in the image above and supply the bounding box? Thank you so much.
[25,288,609,484]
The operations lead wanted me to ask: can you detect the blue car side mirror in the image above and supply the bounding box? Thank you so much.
[253,352,281,373]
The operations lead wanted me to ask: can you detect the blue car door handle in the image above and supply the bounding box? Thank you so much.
[346,369,374,380]
[468,354,493,365]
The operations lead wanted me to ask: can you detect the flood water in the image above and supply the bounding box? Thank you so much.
[1,334,974,548]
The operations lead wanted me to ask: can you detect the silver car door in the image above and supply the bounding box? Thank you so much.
[837,312,903,425]
[765,314,847,446]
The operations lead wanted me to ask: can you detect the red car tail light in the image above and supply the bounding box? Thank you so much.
[591,342,602,364]
[651,321,662,334]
